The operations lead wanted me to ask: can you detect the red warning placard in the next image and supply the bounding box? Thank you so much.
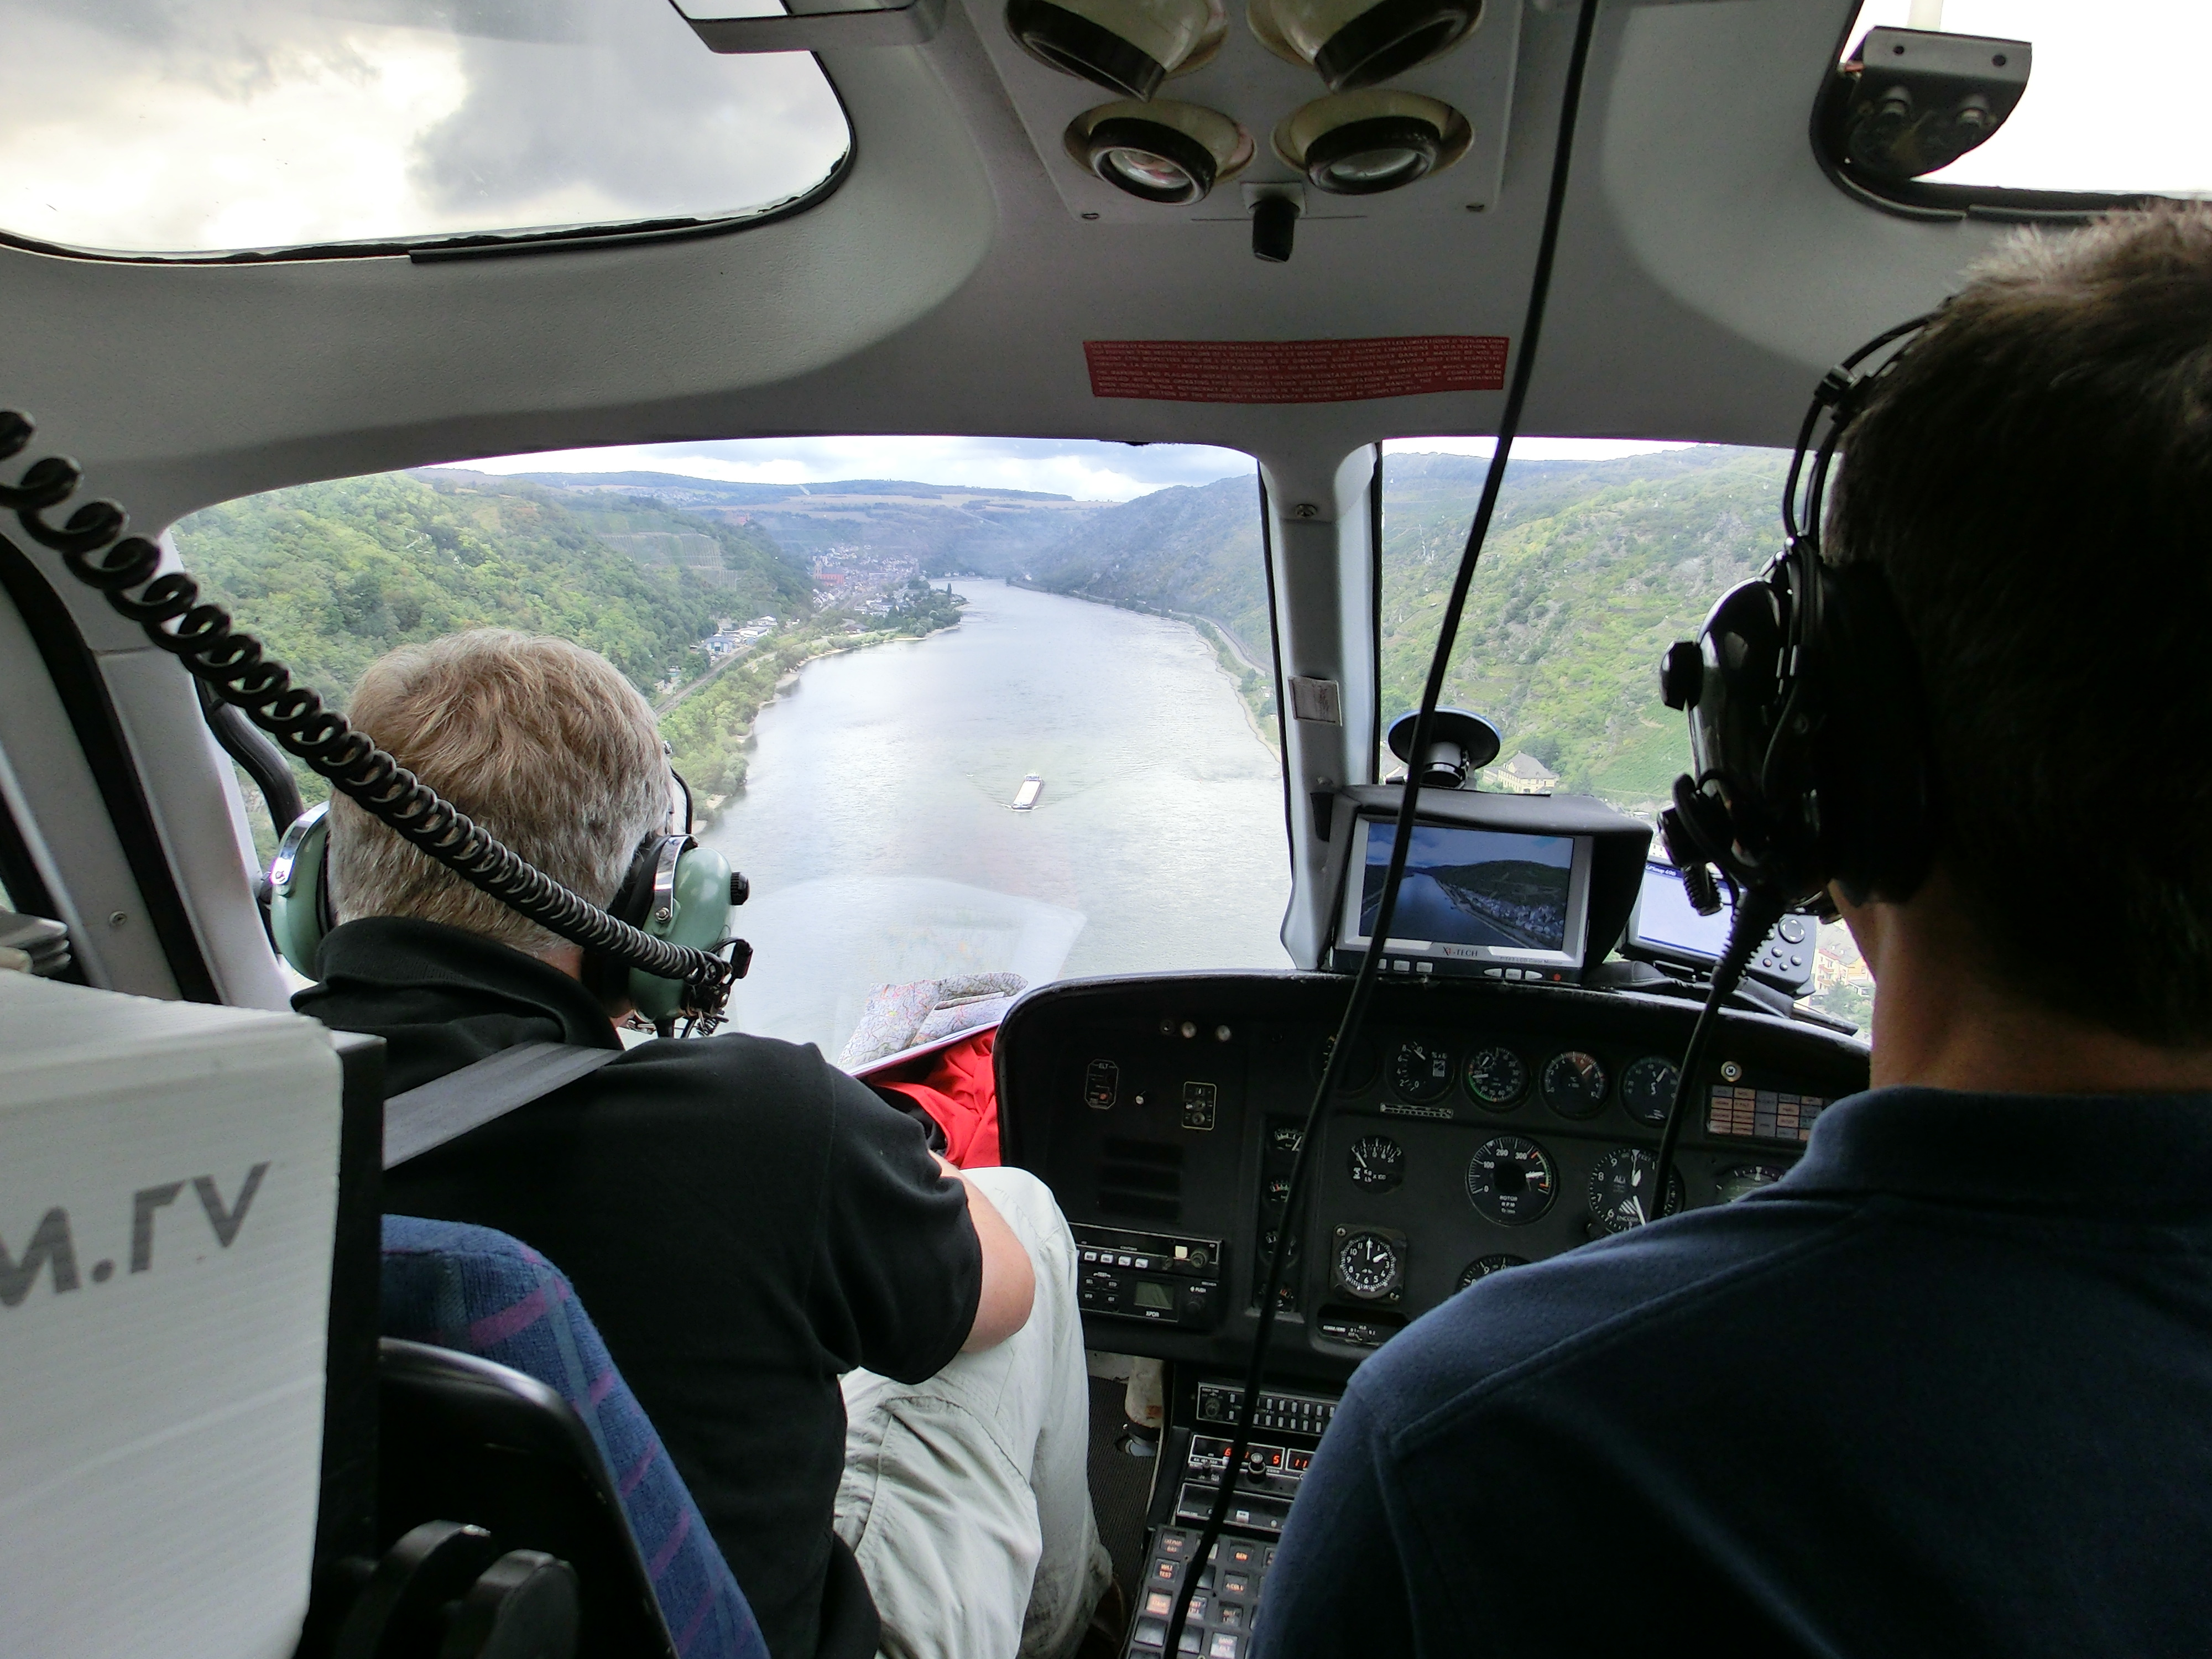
[1084,335,1508,404]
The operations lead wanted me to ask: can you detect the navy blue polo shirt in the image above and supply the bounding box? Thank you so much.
[1255,1087,2212,1657]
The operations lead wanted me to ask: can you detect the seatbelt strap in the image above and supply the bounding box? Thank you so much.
[383,1041,623,1170]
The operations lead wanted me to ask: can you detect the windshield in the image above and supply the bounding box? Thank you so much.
[0,0,850,256]
[1378,440,1872,1029]
[1834,1,2212,198]
[179,440,1292,1057]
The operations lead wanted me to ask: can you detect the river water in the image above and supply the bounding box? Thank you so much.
[703,580,1292,1059]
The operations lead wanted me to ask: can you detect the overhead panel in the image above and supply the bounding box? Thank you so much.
[966,0,1521,226]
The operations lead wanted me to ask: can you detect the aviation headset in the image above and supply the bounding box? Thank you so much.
[1656,312,1945,916]
[269,761,748,1029]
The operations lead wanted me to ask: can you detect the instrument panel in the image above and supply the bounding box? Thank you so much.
[999,971,1868,1379]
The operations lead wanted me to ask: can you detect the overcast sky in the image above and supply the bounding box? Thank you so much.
[443,435,1699,501]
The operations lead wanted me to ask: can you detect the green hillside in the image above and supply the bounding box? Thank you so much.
[172,471,749,701]
[1026,473,1270,664]
[1380,447,1787,806]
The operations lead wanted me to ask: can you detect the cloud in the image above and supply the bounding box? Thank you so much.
[440,436,1257,501]
[0,0,848,253]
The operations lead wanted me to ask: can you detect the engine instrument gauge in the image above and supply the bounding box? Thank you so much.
[1587,1147,1684,1234]
[1540,1050,1608,1118]
[1619,1056,1680,1126]
[1457,1253,1528,1289]
[1332,1230,1406,1301]
[1347,1134,1405,1192]
[1463,1045,1528,1110]
[1391,1040,1455,1105]
[1715,1164,1790,1203]
[1465,1136,1557,1225]
[1315,1032,1380,1093]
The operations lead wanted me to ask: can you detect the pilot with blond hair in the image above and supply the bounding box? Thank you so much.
[296,628,1112,1659]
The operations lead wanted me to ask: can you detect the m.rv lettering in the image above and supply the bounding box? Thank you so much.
[0,1162,270,1308]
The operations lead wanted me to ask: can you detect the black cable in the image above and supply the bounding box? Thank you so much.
[1644,883,1783,1227]
[0,412,737,1014]
[1162,3,1605,1652]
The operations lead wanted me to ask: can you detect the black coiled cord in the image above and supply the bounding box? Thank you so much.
[0,410,735,1015]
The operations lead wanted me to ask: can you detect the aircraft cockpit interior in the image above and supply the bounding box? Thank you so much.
[0,0,2191,1653]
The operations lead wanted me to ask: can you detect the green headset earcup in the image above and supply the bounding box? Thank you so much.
[628,839,736,1025]
[268,802,332,977]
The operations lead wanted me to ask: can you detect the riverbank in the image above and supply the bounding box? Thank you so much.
[660,606,963,826]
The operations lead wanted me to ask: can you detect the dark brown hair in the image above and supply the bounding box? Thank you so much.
[1830,203,2212,1046]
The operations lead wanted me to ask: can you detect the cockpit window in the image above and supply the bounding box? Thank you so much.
[0,0,851,259]
[1378,439,1872,1026]
[179,440,1290,1055]
[1827,2,2212,202]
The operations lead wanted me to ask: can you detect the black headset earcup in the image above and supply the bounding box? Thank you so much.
[581,837,665,1010]
[1806,561,1939,905]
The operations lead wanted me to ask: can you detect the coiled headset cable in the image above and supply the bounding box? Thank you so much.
[0,410,739,1019]
[1163,1,1604,1651]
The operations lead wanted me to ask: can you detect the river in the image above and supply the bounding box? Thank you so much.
[703,580,1293,1059]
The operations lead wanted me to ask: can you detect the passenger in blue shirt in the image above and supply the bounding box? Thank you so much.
[1256,205,2212,1657]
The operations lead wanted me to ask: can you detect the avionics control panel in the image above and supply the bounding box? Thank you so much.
[1074,1224,1224,1329]
[1000,971,1869,1381]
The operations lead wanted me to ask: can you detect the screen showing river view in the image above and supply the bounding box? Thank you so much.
[703,581,1291,1057]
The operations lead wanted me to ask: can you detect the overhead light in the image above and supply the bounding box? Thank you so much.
[1066,100,1254,204]
[1822,25,2031,181]
[1248,0,1479,92]
[1007,0,1227,100]
[1275,90,1470,196]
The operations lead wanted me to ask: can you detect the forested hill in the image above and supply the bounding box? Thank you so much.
[1019,448,1789,808]
[1381,447,1787,805]
[172,469,813,702]
[1024,473,1269,664]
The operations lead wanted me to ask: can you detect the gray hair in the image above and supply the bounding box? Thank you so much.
[328,629,670,957]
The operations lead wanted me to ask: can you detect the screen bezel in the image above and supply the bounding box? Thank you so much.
[1334,815,1594,974]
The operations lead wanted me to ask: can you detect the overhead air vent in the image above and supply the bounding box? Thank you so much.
[1098,1138,1185,1222]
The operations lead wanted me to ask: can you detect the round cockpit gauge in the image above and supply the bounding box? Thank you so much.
[1347,1134,1405,1192]
[1587,1147,1684,1234]
[1715,1164,1790,1203]
[1456,1253,1528,1289]
[1391,1040,1455,1104]
[1619,1056,1681,1126]
[1465,1135,1557,1225]
[1540,1050,1609,1118]
[1315,1031,1380,1093]
[1334,1231,1405,1301]
[1463,1045,1528,1110]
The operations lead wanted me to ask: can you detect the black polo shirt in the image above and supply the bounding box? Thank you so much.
[296,918,982,1659]
[1256,1086,2212,1657]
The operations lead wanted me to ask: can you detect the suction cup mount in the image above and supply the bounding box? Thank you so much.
[1386,707,1501,790]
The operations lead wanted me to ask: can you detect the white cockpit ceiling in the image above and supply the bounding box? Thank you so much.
[1,0,2008,556]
